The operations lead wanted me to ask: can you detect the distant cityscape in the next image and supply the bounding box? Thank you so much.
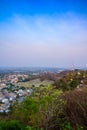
[0,67,87,113]
[0,67,62,113]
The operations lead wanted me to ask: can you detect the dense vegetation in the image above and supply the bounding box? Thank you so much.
[0,70,87,130]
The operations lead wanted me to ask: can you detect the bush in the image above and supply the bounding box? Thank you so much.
[0,120,23,130]
[63,88,87,129]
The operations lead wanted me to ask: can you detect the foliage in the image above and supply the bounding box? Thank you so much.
[1,70,87,130]
[24,126,43,130]
[0,120,23,130]
[0,120,43,130]
[69,78,79,89]
[10,85,64,129]
[54,79,70,91]
[53,71,82,91]
[63,87,87,129]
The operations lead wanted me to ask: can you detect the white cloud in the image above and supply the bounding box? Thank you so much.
[0,13,87,67]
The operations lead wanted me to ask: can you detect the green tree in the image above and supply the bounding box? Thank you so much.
[69,78,79,89]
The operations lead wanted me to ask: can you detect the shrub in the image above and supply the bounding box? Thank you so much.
[0,120,23,130]
[63,88,87,129]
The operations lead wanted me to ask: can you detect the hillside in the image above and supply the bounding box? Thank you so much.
[0,69,87,130]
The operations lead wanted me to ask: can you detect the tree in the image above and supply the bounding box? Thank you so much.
[69,78,79,89]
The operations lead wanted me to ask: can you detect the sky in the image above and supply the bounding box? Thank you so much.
[0,0,87,68]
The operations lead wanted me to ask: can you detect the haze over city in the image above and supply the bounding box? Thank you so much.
[0,0,87,68]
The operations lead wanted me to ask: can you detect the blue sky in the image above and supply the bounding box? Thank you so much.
[0,0,87,68]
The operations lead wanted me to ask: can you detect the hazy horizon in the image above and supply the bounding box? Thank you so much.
[0,0,87,68]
